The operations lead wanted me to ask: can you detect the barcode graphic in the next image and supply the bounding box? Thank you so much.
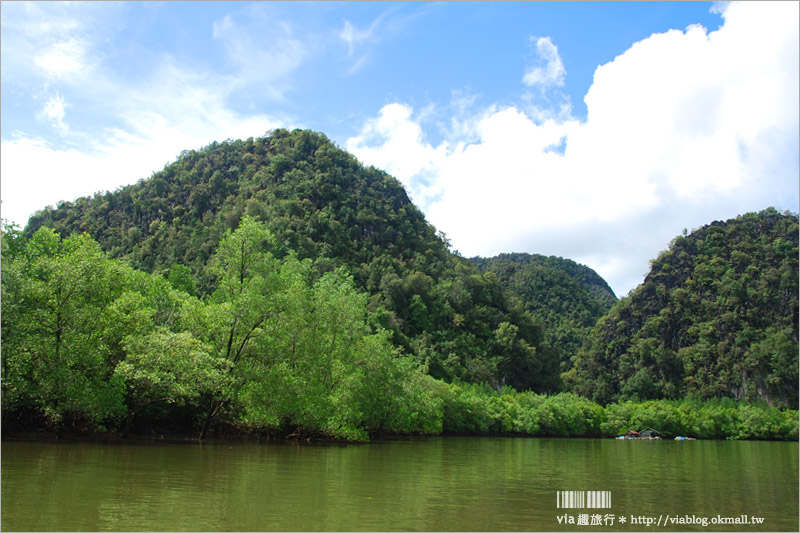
[556,491,611,509]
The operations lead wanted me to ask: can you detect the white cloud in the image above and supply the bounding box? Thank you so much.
[348,1,799,296]
[1,1,112,86]
[338,12,392,74]
[2,101,281,227]
[211,12,305,100]
[38,93,70,134]
[1,4,287,227]
[2,136,119,225]
[339,12,388,54]
[33,38,88,77]
[523,36,566,88]
[339,21,360,56]
[2,48,283,225]
[346,103,451,206]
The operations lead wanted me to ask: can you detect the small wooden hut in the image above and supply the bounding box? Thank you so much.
[639,428,662,439]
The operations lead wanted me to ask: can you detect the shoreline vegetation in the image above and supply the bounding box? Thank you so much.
[3,386,797,443]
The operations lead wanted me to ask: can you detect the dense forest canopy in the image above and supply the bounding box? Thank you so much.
[471,253,617,372]
[2,219,442,440]
[4,129,798,439]
[568,208,799,409]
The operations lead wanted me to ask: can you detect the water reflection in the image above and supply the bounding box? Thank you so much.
[2,437,797,531]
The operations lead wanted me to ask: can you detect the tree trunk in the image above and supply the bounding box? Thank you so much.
[199,401,222,440]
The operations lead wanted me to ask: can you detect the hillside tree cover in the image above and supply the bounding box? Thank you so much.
[567,208,799,409]
[471,253,617,372]
[23,129,563,393]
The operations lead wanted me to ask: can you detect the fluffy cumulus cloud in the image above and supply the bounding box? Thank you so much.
[347,1,799,296]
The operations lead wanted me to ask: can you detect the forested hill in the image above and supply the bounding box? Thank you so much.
[471,253,617,371]
[23,129,567,392]
[25,128,438,290]
[567,208,799,408]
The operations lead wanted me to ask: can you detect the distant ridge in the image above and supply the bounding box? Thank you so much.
[471,253,617,370]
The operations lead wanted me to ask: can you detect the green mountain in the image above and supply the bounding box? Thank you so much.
[470,253,617,371]
[23,129,563,393]
[22,130,796,410]
[567,208,799,408]
[6,130,798,440]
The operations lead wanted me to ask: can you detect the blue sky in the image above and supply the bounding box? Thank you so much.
[2,1,798,296]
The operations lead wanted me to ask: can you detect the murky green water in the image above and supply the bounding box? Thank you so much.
[2,437,797,531]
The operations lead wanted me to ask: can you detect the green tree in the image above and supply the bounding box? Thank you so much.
[115,329,231,435]
[236,260,441,440]
[167,264,197,296]
[1,228,129,430]
[195,216,281,437]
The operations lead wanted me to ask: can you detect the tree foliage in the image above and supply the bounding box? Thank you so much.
[2,219,444,440]
[568,209,799,408]
[23,129,562,393]
[472,253,617,371]
[1,226,180,430]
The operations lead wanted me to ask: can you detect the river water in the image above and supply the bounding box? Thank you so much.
[2,437,797,531]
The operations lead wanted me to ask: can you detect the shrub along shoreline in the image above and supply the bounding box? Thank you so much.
[435,385,798,441]
[4,386,797,442]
